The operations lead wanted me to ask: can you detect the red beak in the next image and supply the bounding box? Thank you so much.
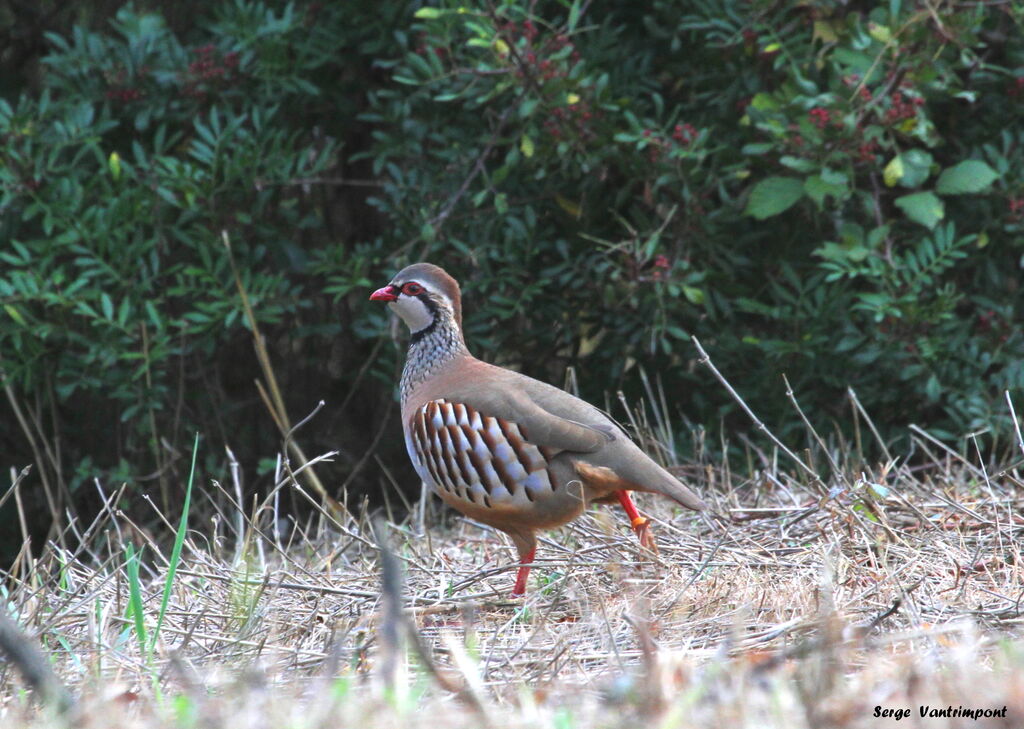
[369,285,399,302]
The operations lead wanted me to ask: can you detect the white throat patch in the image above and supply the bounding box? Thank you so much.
[392,294,434,333]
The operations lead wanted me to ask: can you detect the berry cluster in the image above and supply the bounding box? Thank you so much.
[106,86,143,103]
[976,309,1009,343]
[883,90,924,125]
[809,107,831,129]
[500,20,582,81]
[673,123,697,144]
[1008,196,1024,221]
[843,74,874,103]
[639,123,698,162]
[857,140,880,163]
[844,74,926,128]
[495,19,593,144]
[543,98,598,141]
[413,32,447,60]
[527,32,580,80]
[104,67,148,103]
[808,105,849,133]
[650,254,671,281]
[182,45,241,99]
[782,76,929,167]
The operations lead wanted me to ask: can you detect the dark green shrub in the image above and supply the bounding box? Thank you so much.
[1,0,1023,537]
[361,0,1024,442]
[0,3,345,503]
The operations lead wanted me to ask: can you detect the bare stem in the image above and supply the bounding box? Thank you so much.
[691,337,825,491]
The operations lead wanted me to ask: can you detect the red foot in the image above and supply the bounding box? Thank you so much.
[633,519,659,553]
[511,546,536,597]
[616,490,659,554]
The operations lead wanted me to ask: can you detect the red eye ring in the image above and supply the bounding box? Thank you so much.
[402,282,424,296]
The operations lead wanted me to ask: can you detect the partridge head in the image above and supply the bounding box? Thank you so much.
[370,263,706,596]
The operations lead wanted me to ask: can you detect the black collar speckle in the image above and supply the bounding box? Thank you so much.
[409,293,440,343]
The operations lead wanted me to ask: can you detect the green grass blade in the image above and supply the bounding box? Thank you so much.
[149,432,199,653]
[124,541,147,659]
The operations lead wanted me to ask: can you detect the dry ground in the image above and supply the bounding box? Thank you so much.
[1,425,1023,728]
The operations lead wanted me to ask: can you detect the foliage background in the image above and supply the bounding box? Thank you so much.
[1,0,1022,548]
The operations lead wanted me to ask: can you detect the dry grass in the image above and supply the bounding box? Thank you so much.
[2,431,1023,728]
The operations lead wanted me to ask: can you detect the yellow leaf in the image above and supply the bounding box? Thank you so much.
[566,93,580,105]
[493,38,509,57]
[883,156,904,187]
[555,193,581,218]
[763,42,781,53]
[520,135,534,158]
[812,21,839,44]
[4,305,25,326]
[868,22,892,43]
[750,93,778,111]
[108,151,122,181]
[977,231,989,248]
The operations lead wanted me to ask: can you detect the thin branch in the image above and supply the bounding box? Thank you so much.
[691,337,824,489]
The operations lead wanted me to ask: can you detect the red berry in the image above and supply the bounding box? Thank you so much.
[809,107,831,129]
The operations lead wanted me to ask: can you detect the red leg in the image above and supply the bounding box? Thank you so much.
[616,490,658,553]
[511,546,536,597]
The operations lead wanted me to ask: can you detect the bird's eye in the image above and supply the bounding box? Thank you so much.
[402,282,424,296]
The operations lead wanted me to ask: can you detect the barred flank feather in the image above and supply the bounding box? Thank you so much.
[411,399,555,508]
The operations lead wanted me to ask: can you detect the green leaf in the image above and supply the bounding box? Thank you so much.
[833,48,874,74]
[894,191,944,229]
[568,0,583,31]
[749,93,779,111]
[816,241,869,262]
[804,175,847,208]
[867,224,890,247]
[896,149,933,188]
[819,168,848,185]
[838,222,864,246]
[779,156,816,173]
[414,7,443,19]
[885,151,933,188]
[744,177,804,219]
[4,304,26,326]
[935,160,998,195]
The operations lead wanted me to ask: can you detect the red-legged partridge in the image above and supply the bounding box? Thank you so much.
[370,263,706,596]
